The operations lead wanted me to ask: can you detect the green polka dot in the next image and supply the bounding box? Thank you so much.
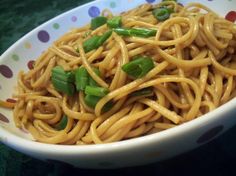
[110,1,116,8]
[12,54,19,61]
[53,23,60,29]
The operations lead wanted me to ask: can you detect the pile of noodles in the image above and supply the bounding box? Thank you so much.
[13,2,236,144]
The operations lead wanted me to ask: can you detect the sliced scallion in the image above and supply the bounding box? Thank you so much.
[75,67,89,91]
[52,66,75,83]
[122,56,155,79]
[84,94,101,108]
[131,88,153,97]
[85,86,109,97]
[113,28,157,38]
[51,78,75,96]
[55,115,68,130]
[152,7,171,21]
[91,16,107,30]
[107,16,122,28]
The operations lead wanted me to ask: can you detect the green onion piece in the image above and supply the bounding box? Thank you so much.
[52,66,75,83]
[107,16,122,28]
[167,8,174,14]
[91,16,107,30]
[131,88,153,97]
[85,86,109,97]
[113,28,157,38]
[82,30,112,53]
[96,30,112,47]
[83,35,101,53]
[122,56,155,79]
[55,115,68,130]
[84,95,101,108]
[162,0,177,1]
[113,28,131,36]
[75,67,89,91]
[84,94,113,111]
[51,78,75,96]
[130,28,157,37]
[102,101,113,112]
[152,7,171,21]
[89,68,101,87]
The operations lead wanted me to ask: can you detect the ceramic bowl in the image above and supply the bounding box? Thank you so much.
[0,0,236,169]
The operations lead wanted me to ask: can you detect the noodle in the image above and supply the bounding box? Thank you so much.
[10,1,236,144]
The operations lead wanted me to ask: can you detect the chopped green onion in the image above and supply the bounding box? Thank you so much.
[83,35,101,53]
[167,7,174,14]
[85,86,109,97]
[113,28,130,36]
[152,7,171,21]
[75,67,89,91]
[52,66,75,83]
[51,78,75,96]
[122,56,155,79]
[102,101,113,112]
[130,28,157,37]
[96,30,113,47]
[131,88,153,97]
[84,94,113,111]
[51,66,75,96]
[84,95,101,108]
[89,67,101,87]
[91,16,107,30]
[82,30,112,53]
[107,16,122,28]
[113,28,157,38]
[55,115,68,130]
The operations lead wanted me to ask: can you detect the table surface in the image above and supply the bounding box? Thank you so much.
[1,0,236,175]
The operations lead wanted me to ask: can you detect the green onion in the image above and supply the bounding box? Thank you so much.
[75,67,89,91]
[55,115,68,130]
[102,101,113,112]
[89,68,101,87]
[113,28,130,36]
[82,30,112,53]
[122,56,155,79]
[96,30,113,47]
[85,86,109,97]
[107,16,122,28]
[130,28,157,37]
[51,66,75,96]
[52,66,75,83]
[152,7,171,21]
[51,78,75,96]
[91,16,107,30]
[162,0,177,1]
[83,35,101,53]
[113,28,157,38]
[84,94,113,111]
[131,88,153,97]
[84,95,101,108]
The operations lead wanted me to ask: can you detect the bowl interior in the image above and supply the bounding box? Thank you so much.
[1,0,236,142]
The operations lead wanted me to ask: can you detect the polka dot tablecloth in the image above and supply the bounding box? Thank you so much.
[1,0,236,175]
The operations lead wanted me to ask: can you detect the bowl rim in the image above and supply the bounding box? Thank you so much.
[0,0,236,155]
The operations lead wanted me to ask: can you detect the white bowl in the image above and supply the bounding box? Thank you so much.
[1,0,236,169]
